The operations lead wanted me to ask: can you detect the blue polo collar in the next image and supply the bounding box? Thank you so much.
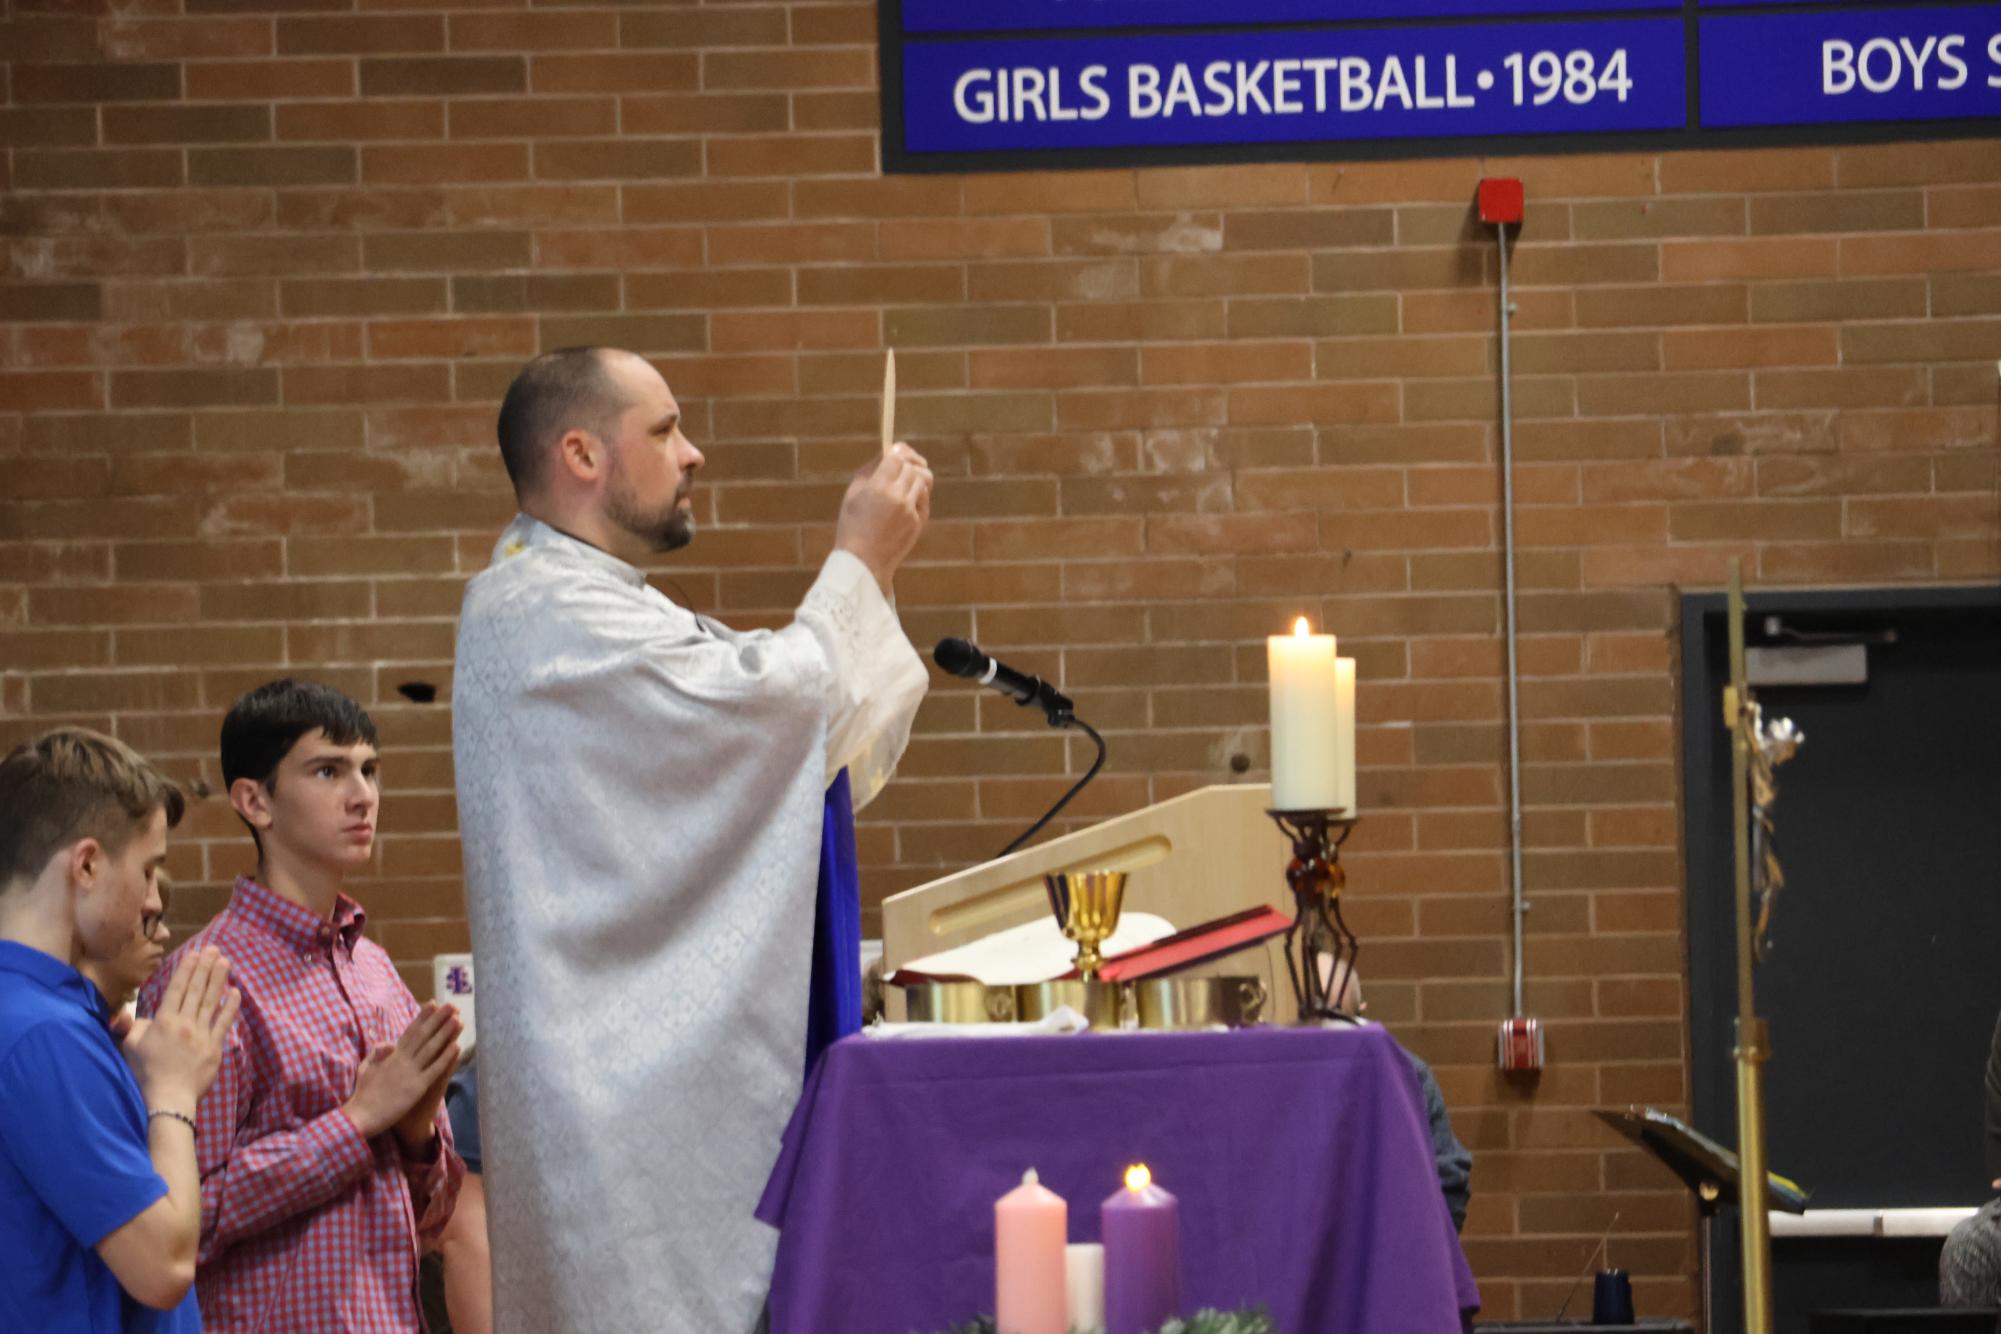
[0,939,104,1019]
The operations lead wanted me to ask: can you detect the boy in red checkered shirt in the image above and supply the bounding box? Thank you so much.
[142,679,465,1333]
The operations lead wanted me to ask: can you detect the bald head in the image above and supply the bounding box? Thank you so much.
[495,346,634,498]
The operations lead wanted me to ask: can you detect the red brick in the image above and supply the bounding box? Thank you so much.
[113,369,278,411]
[710,134,878,181]
[1664,325,1840,371]
[0,107,99,148]
[1405,288,1569,335]
[447,98,614,141]
[1760,544,1928,584]
[282,364,451,406]
[1841,406,1993,453]
[966,171,1138,216]
[362,143,529,186]
[1839,140,2001,188]
[364,231,529,273]
[1930,185,2001,230]
[360,56,525,98]
[1658,147,1835,194]
[1755,367,1926,411]
[278,14,443,55]
[1848,495,2001,540]
[1751,190,1923,235]
[881,218,1051,262]
[187,59,356,101]
[452,11,619,52]
[1576,373,1749,416]
[1402,372,1569,422]
[1229,383,1398,426]
[709,310,878,354]
[1501,332,1653,377]
[533,138,700,182]
[102,17,274,61]
[1756,455,1932,498]
[704,48,871,91]
[27,581,201,624]
[16,149,184,191]
[13,63,182,105]
[103,104,272,146]
[530,52,697,95]
[366,317,535,361]
[1662,237,1837,283]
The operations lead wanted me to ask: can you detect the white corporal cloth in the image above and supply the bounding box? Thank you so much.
[452,515,926,1333]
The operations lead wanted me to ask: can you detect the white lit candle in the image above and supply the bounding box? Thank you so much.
[1267,617,1341,811]
[1333,656,1357,816]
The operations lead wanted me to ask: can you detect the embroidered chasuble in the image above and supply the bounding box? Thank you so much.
[452,515,926,1334]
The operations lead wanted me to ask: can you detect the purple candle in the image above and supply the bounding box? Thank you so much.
[1102,1164,1180,1334]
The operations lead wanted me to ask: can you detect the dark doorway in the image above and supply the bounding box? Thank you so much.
[1682,586,2001,1334]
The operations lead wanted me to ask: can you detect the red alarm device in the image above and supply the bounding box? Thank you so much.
[1477,177,1525,226]
[1498,1015,1545,1071]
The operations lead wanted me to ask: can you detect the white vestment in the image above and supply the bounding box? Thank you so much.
[451,515,927,1334]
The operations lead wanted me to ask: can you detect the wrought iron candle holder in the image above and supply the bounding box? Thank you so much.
[1267,809,1361,1021]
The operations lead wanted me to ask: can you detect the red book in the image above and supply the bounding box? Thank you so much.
[1079,905,1292,983]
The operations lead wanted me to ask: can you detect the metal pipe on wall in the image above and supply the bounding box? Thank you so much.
[1498,215,1528,1023]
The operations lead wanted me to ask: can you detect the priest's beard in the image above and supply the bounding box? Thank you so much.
[605,458,695,553]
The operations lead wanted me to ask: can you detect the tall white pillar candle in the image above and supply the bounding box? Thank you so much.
[1333,656,1357,815]
[1267,618,1340,810]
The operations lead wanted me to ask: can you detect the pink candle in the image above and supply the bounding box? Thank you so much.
[1102,1164,1180,1334]
[995,1168,1067,1334]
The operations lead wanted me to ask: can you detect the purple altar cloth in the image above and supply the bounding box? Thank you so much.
[756,1024,1480,1334]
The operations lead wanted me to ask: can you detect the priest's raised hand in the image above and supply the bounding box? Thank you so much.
[837,441,934,595]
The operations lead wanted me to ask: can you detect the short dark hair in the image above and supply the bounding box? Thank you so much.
[495,346,631,495]
[0,728,184,891]
[221,678,378,793]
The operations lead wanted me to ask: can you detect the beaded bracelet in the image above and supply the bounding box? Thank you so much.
[148,1108,197,1135]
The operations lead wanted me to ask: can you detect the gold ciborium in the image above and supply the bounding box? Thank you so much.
[1044,870,1126,980]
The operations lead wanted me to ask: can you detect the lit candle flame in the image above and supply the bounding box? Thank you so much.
[1292,616,1311,637]
[1124,1163,1151,1192]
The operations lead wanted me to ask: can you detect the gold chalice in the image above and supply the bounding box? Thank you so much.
[1044,870,1126,980]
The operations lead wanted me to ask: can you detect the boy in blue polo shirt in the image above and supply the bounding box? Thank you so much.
[0,727,242,1332]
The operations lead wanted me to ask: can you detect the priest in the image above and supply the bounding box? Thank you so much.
[452,347,932,1332]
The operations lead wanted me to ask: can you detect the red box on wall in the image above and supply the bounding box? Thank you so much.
[1477,177,1525,225]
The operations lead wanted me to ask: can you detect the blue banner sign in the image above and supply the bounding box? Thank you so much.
[903,22,1686,152]
[887,0,2001,164]
[902,0,1675,35]
[1701,5,2001,127]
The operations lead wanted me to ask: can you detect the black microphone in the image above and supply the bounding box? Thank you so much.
[932,638,1074,725]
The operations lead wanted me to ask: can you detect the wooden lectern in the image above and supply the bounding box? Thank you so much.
[879,783,1298,1021]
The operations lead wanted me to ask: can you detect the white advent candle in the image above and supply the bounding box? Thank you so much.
[1333,656,1357,816]
[1065,1243,1105,1332]
[1267,618,1341,810]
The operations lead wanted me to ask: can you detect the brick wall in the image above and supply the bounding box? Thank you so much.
[4,0,1999,1322]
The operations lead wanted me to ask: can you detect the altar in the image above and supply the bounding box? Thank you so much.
[756,1023,1480,1334]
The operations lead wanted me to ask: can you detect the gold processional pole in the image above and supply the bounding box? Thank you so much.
[1723,558,1804,1334]
[1724,559,1773,1334]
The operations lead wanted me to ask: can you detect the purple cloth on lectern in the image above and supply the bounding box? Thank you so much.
[756,1024,1480,1334]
